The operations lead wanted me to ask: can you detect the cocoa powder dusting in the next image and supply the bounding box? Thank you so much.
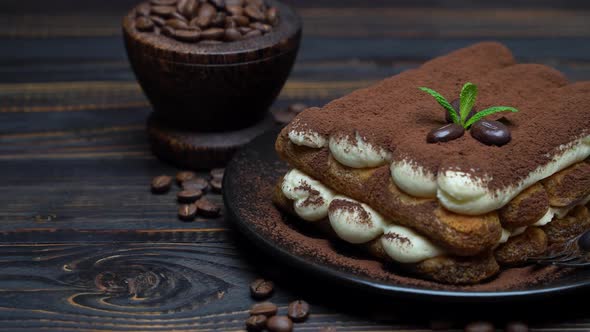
[285,42,590,190]
[233,157,571,291]
[383,232,411,246]
[329,199,372,225]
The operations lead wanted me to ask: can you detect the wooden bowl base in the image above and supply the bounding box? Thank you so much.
[147,112,276,169]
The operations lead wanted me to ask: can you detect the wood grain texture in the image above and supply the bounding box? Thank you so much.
[1,0,590,331]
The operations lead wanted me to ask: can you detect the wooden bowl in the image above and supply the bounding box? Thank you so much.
[123,0,302,131]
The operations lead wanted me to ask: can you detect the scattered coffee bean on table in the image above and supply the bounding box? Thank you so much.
[245,314,268,331]
[178,203,197,221]
[288,103,307,114]
[196,198,221,217]
[505,321,529,332]
[151,175,173,193]
[250,278,274,299]
[287,300,310,322]
[250,301,278,317]
[183,177,209,191]
[464,321,495,332]
[177,189,203,203]
[134,0,280,43]
[176,171,197,185]
[210,178,223,193]
[266,316,293,332]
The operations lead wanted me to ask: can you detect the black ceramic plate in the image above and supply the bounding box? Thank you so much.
[223,129,590,302]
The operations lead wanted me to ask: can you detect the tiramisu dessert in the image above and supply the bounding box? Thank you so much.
[272,42,590,284]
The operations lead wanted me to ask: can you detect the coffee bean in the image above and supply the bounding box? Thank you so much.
[464,321,494,332]
[150,15,166,26]
[210,168,225,180]
[136,16,155,31]
[224,28,242,41]
[250,302,278,316]
[226,5,243,16]
[151,5,177,17]
[243,29,262,39]
[151,175,172,193]
[225,17,238,28]
[177,0,199,19]
[136,3,152,17]
[210,0,225,9]
[578,231,590,251]
[225,0,244,6]
[195,3,217,27]
[238,26,252,34]
[151,0,178,5]
[447,98,477,123]
[426,123,465,143]
[172,11,189,21]
[183,178,209,191]
[287,300,310,322]
[245,315,267,332]
[233,15,250,26]
[176,171,196,185]
[288,103,307,114]
[319,328,337,332]
[177,189,203,203]
[174,29,201,42]
[250,278,274,299]
[178,203,197,221]
[244,5,265,21]
[266,7,278,25]
[161,25,176,37]
[211,12,227,27]
[470,119,511,146]
[250,22,271,33]
[266,316,293,332]
[201,27,225,40]
[166,18,189,29]
[505,321,529,332]
[196,198,221,217]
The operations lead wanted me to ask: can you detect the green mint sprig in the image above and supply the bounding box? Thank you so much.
[419,82,518,129]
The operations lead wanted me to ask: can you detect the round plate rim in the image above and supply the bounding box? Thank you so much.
[223,129,590,302]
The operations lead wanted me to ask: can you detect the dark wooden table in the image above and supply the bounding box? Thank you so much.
[2,1,590,331]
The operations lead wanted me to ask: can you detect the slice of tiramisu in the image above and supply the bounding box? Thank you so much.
[273,42,590,284]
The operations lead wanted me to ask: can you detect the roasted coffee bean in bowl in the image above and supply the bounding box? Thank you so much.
[123,0,302,131]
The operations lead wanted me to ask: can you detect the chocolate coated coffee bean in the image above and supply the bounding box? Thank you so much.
[151,175,172,193]
[267,316,293,332]
[183,178,209,191]
[250,302,278,316]
[166,18,189,29]
[243,29,262,39]
[136,16,155,31]
[250,278,274,299]
[426,123,464,143]
[137,3,152,17]
[578,231,590,252]
[201,27,225,40]
[177,189,203,203]
[245,315,267,332]
[287,300,310,322]
[150,15,166,26]
[196,198,221,217]
[505,321,529,332]
[210,0,225,8]
[266,7,278,25]
[224,28,242,41]
[178,204,197,221]
[151,5,177,17]
[244,5,265,21]
[464,321,494,332]
[471,119,511,146]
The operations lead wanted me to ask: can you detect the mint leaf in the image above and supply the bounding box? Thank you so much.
[459,82,477,126]
[419,87,460,124]
[464,106,519,128]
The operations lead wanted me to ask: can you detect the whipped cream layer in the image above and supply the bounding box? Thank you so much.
[289,128,590,215]
[280,169,444,263]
